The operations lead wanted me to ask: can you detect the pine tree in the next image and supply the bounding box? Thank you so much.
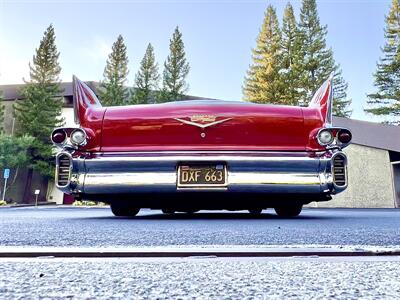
[0,90,4,133]
[131,43,160,104]
[243,5,284,104]
[366,0,400,123]
[14,24,63,146]
[99,35,129,106]
[281,3,302,106]
[13,24,64,203]
[332,69,352,117]
[297,0,351,116]
[159,26,190,102]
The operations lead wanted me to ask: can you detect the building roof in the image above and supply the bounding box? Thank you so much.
[0,82,99,100]
[333,116,400,152]
[0,81,212,102]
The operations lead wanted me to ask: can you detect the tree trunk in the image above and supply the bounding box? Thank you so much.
[6,167,19,193]
[22,168,33,204]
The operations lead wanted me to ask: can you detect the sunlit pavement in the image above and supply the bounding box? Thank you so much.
[1,206,400,298]
[1,257,400,299]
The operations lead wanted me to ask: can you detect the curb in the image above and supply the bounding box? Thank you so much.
[0,248,399,258]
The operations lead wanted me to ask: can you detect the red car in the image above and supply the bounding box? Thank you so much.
[52,75,351,217]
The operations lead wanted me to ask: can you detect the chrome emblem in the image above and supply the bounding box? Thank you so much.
[174,115,232,129]
[190,115,216,123]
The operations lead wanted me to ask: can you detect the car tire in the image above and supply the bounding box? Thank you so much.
[248,208,263,215]
[274,205,303,217]
[162,208,175,215]
[111,205,140,217]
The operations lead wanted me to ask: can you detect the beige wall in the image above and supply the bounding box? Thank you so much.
[311,144,395,208]
[47,182,64,205]
[62,107,75,127]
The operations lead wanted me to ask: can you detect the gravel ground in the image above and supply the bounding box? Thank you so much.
[1,207,400,247]
[0,259,399,299]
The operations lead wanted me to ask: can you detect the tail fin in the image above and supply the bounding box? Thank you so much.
[72,75,102,125]
[308,74,334,126]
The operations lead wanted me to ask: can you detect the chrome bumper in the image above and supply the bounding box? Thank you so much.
[55,151,347,196]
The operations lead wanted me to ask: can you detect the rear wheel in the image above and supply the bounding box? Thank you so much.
[274,205,303,217]
[111,204,140,217]
[248,208,263,215]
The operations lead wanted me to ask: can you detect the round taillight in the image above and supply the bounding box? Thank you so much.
[52,130,66,144]
[338,130,352,144]
[70,129,87,146]
[317,129,334,146]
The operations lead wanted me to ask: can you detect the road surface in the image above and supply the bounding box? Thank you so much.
[1,206,400,299]
[0,206,399,247]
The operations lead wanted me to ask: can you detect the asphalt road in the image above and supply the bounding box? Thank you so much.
[1,207,400,299]
[0,206,399,247]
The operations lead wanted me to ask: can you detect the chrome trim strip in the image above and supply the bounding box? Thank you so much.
[82,171,328,194]
[85,172,175,186]
[91,150,329,156]
[228,173,321,186]
[85,155,324,164]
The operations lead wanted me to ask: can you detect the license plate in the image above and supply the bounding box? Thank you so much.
[178,164,227,188]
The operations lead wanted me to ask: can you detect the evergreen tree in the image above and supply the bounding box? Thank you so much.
[243,5,285,104]
[366,0,400,123]
[297,0,351,116]
[0,135,34,202]
[0,91,4,133]
[13,24,64,203]
[159,26,190,102]
[99,35,129,106]
[332,69,352,117]
[281,3,302,106]
[131,43,160,104]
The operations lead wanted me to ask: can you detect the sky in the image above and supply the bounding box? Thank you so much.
[0,0,393,121]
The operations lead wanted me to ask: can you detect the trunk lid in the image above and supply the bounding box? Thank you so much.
[101,100,316,151]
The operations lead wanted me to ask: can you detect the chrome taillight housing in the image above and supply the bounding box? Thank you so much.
[317,129,334,146]
[337,129,352,144]
[70,128,87,146]
[316,127,352,148]
[51,127,88,149]
[51,129,67,145]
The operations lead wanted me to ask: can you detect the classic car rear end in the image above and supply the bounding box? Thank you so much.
[52,76,351,217]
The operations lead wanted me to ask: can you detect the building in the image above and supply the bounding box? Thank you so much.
[324,117,400,208]
[1,82,399,207]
